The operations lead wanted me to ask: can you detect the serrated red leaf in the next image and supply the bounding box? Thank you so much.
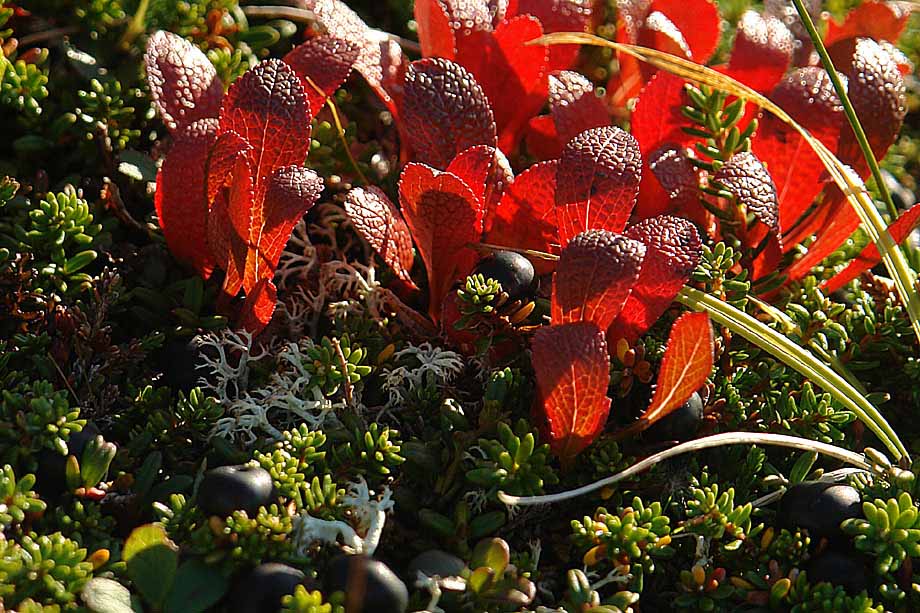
[751,67,843,238]
[609,215,702,343]
[283,36,360,118]
[555,126,642,244]
[525,71,610,161]
[344,186,417,286]
[486,160,559,274]
[829,37,906,171]
[514,0,594,69]
[456,15,549,154]
[531,322,612,464]
[206,130,252,209]
[640,311,712,429]
[726,10,793,93]
[446,145,513,230]
[399,164,484,322]
[715,152,781,241]
[823,202,920,294]
[644,144,700,219]
[207,153,253,297]
[401,58,497,168]
[145,31,223,132]
[300,0,407,112]
[551,230,646,330]
[219,59,312,206]
[649,0,721,62]
[825,1,911,47]
[155,118,219,276]
[414,0,458,59]
[237,278,278,335]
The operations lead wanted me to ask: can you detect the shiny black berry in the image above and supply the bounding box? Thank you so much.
[325,554,408,613]
[159,335,212,393]
[197,464,274,517]
[472,251,536,301]
[227,563,307,613]
[644,392,704,442]
[805,546,868,594]
[777,481,861,539]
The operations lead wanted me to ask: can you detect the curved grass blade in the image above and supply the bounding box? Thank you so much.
[532,31,920,345]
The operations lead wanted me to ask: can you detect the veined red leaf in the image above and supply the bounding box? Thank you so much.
[823,202,920,294]
[456,15,548,154]
[252,166,324,287]
[486,160,559,274]
[283,36,360,118]
[640,311,712,430]
[514,0,594,69]
[401,58,497,168]
[549,71,610,150]
[555,126,642,244]
[207,153,254,297]
[300,0,406,112]
[446,145,513,229]
[644,144,700,219]
[531,322,612,465]
[155,118,219,277]
[414,0,458,59]
[344,186,417,286]
[649,0,721,63]
[751,67,843,237]
[784,188,861,282]
[829,37,906,169]
[399,164,484,322]
[609,215,702,343]
[237,278,278,335]
[638,11,693,78]
[524,115,560,160]
[206,131,252,209]
[219,59,312,205]
[825,1,911,47]
[144,31,223,132]
[726,10,793,93]
[551,229,646,330]
[715,152,781,243]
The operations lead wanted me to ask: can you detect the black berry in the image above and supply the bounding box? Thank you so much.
[644,392,704,442]
[325,554,408,613]
[777,481,861,539]
[227,562,307,612]
[472,251,536,301]
[197,464,275,517]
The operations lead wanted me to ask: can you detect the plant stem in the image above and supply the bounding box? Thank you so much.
[788,0,899,221]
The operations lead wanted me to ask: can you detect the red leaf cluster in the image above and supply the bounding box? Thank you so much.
[146,33,353,333]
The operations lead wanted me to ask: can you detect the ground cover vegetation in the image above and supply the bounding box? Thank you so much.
[2,0,920,611]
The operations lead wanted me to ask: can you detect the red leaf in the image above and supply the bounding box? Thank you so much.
[829,38,906,170]
[551,230,646,330]
[725,10,793,93]
[609,215,702,343]
[555,126,642,244]
[823,202,920,293]
[399,164,484,322]
[155,118,219,276]
[206,130,252,209]
[144,31,223,132]
[645,144,700,217]
[414,0,458,59]
[283,36,360,118]
[784,190,861,282]
[253,166,324,287]
[637,11,692,71]
[207,153,253,297]
[237,278,278,335]
[344,186,417,286]
[715,152,781,243]
[446,145,513,230]
[825,1,911,47]
[649,0,721,62]
[486,160,559,274]
[640,311,712,430]
[456,15,549,154]
[514,0,594,69]
[631,72,694,219]
[549,71,610,147]
[300,0,407,113]
[531,322,611,464]
[401,58,497,168]
[219,59,312,206]
[524,115,561,160]
[751,67,843,237]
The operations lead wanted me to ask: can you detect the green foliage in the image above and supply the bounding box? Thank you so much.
[784,571,883,612]
[75,77,144,152]
[133,386,224,468]
[46,498,118,553]
[282,585,344,613]
[690,242,751,310]
[678,475,758,551]
[562,568,639,613]
[682,84,757,171]
[843,491,920,574]
[572,498,673,592]
[0,378,85,469]
[0,52,50,118]
[0,531,94,608]
[205,504,294,570]
[303,334,372,396]
[466,419,558,497]
[254,424,328,499]
[0,464,46,530]
[457,273,504,321]
[760,382,856,444]
[331,423,404,478]
[465,537,537,609]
